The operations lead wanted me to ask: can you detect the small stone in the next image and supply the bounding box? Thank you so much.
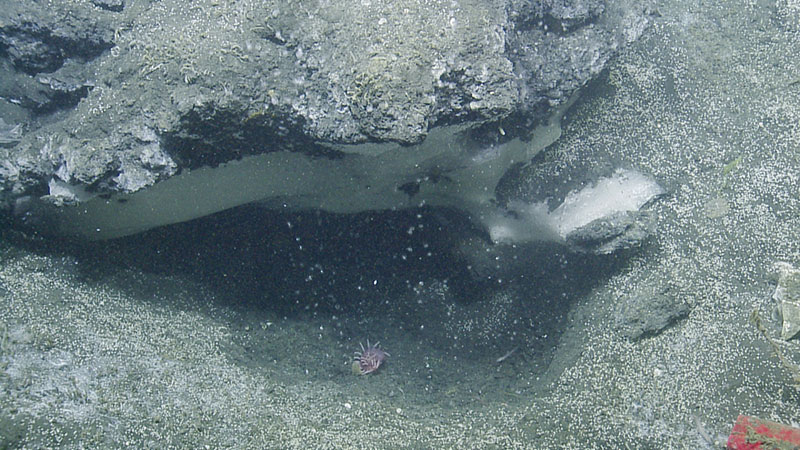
[615,286,689,340]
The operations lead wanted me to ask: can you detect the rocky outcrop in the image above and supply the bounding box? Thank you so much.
[0,0,653,239]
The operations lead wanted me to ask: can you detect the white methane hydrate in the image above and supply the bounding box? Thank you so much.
[485,169,664,244]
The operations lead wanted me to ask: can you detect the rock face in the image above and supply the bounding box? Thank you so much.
[0,0,652,239]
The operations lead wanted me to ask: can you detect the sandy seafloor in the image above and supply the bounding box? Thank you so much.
[3,0,800,448]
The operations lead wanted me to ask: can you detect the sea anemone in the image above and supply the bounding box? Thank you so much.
[353,340,389,375]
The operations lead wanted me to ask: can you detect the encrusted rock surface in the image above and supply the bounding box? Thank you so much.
[0,0,651,222]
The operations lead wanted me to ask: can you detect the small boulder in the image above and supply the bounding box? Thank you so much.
[615,287,690,340]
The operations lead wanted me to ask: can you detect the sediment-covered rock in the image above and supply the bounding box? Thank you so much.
[0,0,653,239]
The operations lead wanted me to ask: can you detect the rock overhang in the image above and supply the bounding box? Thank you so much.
[18,111,567,240]
[0,0,656,242]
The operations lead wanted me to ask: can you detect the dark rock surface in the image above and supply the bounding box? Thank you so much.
[565,209,658,254]
[0,2,114,75]
[615,286,690,340]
